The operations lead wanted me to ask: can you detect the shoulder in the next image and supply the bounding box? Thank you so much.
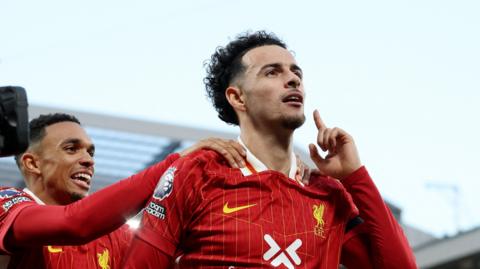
[0,187,28,199]
[0,188,36,254]
[308,175,358,218]
[0,187,34,212]
[180,149,225,164]
[308,175,346,193]
[150,150,217,200]
[151,149,231,201]
[172,149,228,174]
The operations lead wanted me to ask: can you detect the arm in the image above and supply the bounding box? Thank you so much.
[6,153,180,250]
[5,138,245,251]
[340,167,417,269]
[122,152,207,268]
[341,229,374,269]
[308,110,416,269]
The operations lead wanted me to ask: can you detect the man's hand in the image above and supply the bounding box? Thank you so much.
[295,154,313,185]
[180,138,246,168]
[308,110,362,180]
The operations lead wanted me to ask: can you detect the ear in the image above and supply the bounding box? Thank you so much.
[21,152,42,175]
[225,86,246,112]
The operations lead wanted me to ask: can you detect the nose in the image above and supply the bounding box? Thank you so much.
[79,151,94,168]
[285,71,301,89]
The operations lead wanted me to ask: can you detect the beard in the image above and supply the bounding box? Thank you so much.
[70,191,86,202]
[281,113,306,130]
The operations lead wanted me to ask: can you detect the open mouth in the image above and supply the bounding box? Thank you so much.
[71,172,92,190]
[282,93,304,106]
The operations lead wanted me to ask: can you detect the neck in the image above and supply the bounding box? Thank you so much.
[25,176,67,205]
[239,121,294,176]
[35,191,63,205]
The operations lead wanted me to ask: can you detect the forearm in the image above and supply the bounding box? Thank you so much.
[342,166,417,269]
[7,153,179,248]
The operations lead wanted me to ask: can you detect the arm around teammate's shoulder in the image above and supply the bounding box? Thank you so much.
[122,152,209,268]
[6,153,181,249]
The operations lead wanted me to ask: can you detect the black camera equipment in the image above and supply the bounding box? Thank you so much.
[0,86,29,157]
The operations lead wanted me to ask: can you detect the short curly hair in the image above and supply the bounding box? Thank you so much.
[204,31,287,125]
[14,113,81,167]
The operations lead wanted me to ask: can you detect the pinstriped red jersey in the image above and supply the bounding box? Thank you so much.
[137,149,358,269]
[0,187,133,269]
[6,225,132,269]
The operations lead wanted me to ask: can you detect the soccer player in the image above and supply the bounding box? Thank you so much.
[0,113,246,268]
[123,31,417,269]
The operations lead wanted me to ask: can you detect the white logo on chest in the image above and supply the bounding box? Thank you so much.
[263,234,302,269]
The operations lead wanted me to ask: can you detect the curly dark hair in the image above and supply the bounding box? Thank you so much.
[14,113,81,167]
[204,31,287,125]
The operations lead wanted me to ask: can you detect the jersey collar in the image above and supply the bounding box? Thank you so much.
[23,188,45,205]
[238,137,298,180]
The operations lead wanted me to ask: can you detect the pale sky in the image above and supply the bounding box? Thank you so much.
[1,0,479,237]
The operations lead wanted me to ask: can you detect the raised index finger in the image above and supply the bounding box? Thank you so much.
[313,109,327,130]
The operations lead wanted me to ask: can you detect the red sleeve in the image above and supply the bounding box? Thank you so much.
[4,153,180,251]
[341,226,374,269]
[340,166,417,269]
[123,153,206,267]
[0,188,36,253]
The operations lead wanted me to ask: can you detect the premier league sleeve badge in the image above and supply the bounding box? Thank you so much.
[153,167,177,200]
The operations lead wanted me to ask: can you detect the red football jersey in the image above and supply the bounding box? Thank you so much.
[6,225,132,269]
[0,187,133,269]
[0,188,36,253]
[135,149,358,269]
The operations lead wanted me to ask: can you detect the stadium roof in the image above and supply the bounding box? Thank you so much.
[415,227,480,268]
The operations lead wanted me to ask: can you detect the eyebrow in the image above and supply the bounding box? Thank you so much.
[258,63,281,74]
[61,138,95,152]
[291,64,303,75]
[258,63,303,75]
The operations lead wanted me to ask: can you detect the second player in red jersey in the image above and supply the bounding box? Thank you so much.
[130,146,362,268]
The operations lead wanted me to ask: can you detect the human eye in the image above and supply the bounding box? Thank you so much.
[64,144,78,153]
[265,68,279,77]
